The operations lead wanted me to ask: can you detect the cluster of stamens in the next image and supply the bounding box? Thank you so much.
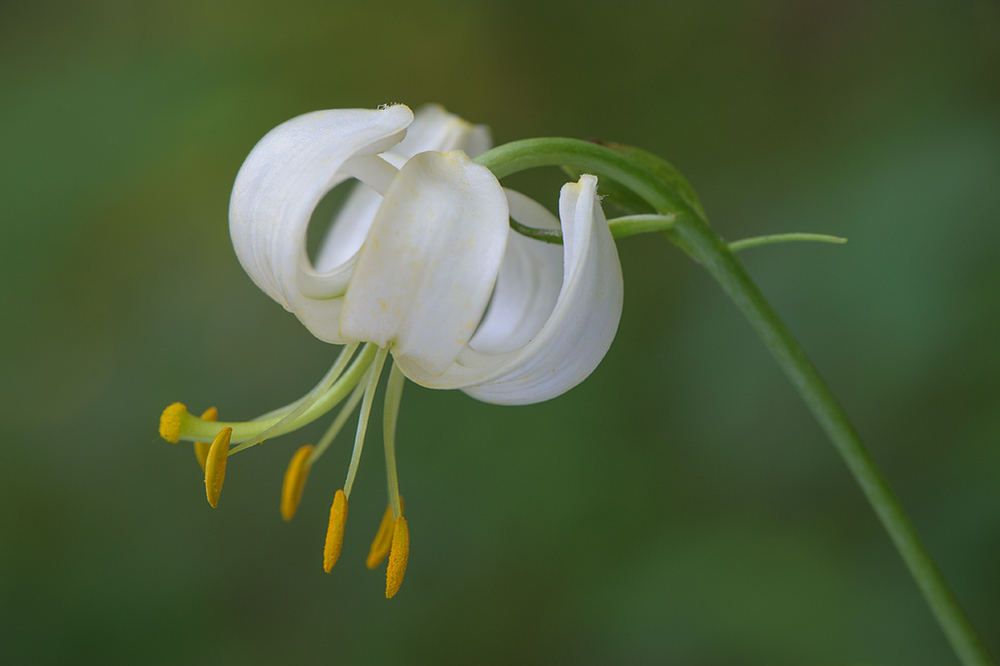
[158,343,410,598]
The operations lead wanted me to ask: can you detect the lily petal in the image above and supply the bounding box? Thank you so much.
[312,105,492,273]
[229,105,414,342]
[391,104,492,160]
[468,189,563,354]
[339,151,509,376]
[395,175,624,405]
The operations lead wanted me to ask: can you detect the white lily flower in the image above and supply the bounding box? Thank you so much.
[231,103,623,404]
[160,103,623,598]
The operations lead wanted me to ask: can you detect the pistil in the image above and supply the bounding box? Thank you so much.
[159,343,377,449]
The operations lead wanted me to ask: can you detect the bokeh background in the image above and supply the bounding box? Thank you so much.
[2,1,999,664]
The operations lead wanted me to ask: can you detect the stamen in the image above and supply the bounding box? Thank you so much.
[382,363,406,520]
[323,489,348,572]
[193,407,218,472]
[385,516,409,599]
[205,427,232,508]
[367,496,404,570]
[159,402,188,443]
[280,444,314,521]
[342,346,390,500]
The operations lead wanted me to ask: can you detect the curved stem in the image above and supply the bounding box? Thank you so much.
[671,205,993,666]
[477,139,994,666]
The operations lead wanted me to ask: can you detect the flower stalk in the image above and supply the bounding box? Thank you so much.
[477,138,994,666]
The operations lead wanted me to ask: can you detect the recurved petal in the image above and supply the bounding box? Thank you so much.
[311,105,492,275]
[396,175,623,405]
[467,189,563,354]
[339,151,509,376]
[229,105,413,342]
[391,104,492,159]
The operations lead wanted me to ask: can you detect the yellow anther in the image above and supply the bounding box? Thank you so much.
[385,516,409,599]
[204,427,231,508]
[323,489,348,572]
[280,444,315,521]
[366,496,404,570]
[193,407,218,472]
[159,402,188,443]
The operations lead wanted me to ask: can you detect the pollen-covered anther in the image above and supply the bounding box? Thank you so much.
[193,407,218,472]
[323,489,348,572]
[204,427,231,508]
[159,402,189,443]
[280,445,315,521]
[367,497,404,570]
[385,516,409,599]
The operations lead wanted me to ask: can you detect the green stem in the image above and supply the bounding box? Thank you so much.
[477,138,994,666]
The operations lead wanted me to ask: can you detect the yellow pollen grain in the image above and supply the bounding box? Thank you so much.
[193,407,218,472]
[159,402,188,443]
[385,516,409,599]
[366,496,404,570]
[323,489,348,572]
[204,427,231,508]
[280,444,315,521]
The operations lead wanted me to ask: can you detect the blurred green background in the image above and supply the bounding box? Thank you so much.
[2,1,998,663]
